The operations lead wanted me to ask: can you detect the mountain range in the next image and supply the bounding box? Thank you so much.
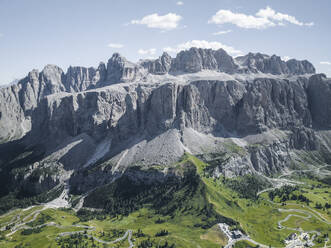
[0,47,330,209]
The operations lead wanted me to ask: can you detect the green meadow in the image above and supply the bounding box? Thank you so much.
[0,154,329,248]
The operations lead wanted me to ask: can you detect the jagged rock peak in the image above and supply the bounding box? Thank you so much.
[107,53,138,70]
[42,64,63,73]
[286,59,316,75]
[38,64,67,95]
[141,52,172,75]
[106,53,141,83]
[139,48,315,75]
[235,52,315,75]
[66,66,97,92]
[171,47,216,73]
[169,47,238,74]
[0,49,317,97]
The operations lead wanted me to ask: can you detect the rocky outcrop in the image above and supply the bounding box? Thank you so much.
[142,48,314,75]
[307,74,331,129]
[0,72,329,151]
[235,53,315,75]
[0,65,67,141]
[171,48,218,73]
[287,59,316,75]
[106,53,142,83]
[141,52,172,75]
[65,64,107,92]
[235,77,312,133]
[213,48,238,73]
[0,83,26,141]
[27,77,315,146]
[170,48,238,73]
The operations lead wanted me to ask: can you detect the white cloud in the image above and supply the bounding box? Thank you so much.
[209,6,313,29]
[256,7,314,26]
[138,48,157,56]
[282,56,291,62]
[131,13,182,30]
[163,40,243,56]
[212,30,232,35]
[176,1,184,5]
[0,33,3,38]
[320,61,331,65]
[209,9,275,29]
[108,43,124,48]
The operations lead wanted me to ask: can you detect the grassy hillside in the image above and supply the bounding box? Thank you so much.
[0,153,330,247]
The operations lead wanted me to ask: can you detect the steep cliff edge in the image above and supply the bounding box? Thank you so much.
[0,48,329,200]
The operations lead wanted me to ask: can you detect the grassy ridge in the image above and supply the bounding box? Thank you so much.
[185,153,331,247]
[185,154,293,246]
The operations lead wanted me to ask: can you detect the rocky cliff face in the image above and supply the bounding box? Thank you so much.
[65,64,106,92]
[0,48,329,197]
[235,52,316,75]
[141,52,172,75]
[141,48,315,75]
[170,48,238,74]
[106,53,143,83]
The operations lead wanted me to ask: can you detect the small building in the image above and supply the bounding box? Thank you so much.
[232,230,242,239]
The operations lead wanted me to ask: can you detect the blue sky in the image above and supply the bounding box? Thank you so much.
[0,0,331,84]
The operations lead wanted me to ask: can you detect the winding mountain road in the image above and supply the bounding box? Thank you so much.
[2,206,48,237]
[58,228,134,247]
[2,207,135,248]
[257,165,330,196]
[223,165,331,248]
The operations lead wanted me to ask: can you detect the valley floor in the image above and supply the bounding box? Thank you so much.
[0,155,330,248]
